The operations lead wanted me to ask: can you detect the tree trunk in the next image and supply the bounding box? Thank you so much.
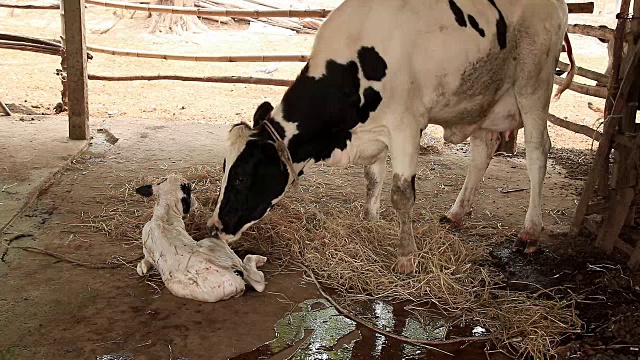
[148,0,209,35]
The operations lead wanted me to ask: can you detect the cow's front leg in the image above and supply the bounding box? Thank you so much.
[445,130,501,227]
[364,151,387,221]
[390,130,419,274]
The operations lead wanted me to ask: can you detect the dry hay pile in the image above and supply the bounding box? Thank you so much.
[89,165,580,359]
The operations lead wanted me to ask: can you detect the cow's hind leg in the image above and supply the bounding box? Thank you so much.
[515,103,551,253]
[364,150,387,221]
[445,130,501,227]
[389,128,420,274]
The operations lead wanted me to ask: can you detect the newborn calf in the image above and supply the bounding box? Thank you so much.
[135,174,267,302]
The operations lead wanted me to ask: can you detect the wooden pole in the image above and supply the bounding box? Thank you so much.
[567,2,595,13]
[62,0,89,140]
[567,24,614,41]
[84,0,332,17]
[0,99,12,116]
[85,44,309,62]
[557,60,609,84]
[571,44,640,236]
[553,75,608,98]
[87,73,293,86]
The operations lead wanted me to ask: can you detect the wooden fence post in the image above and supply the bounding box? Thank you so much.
[62,0,89,140]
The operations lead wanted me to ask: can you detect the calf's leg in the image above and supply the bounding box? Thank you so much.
[364,150,387,221]
[136,257,154,276]
[389,128,419,274]
[446,130,501,226]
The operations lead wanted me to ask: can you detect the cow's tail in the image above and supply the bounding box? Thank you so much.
[554,32,575,100]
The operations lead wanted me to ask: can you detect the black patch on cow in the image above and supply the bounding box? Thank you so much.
[180,183,192,214]
[357,47,387,81]
[282,60,384,163]
[357,87,383,123]
[233,269,244,278]
[135,185,153,197]
[253,101,274,127]
[222,159,226,172]
[467,14,485,37]
[218,140,289,235]
[555,69,566,76]
[297,169,304,177]
[448,0,467,27]
[487,0,507,49]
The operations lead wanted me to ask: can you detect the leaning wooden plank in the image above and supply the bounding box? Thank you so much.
[570,43,640,235]
[553,75,607,98]
[557,60,609,85]
[86,44,309,62]
[567,24,614,41]
[88,73,293,86]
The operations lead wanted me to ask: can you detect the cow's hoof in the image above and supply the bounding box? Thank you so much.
[439,215,462,229]
[395,256,416,274]
[514,232,540,254]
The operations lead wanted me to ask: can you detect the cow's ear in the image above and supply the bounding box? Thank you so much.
[135,184,154,197]
[253,101,274,128]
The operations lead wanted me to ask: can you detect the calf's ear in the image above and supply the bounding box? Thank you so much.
[253,101,274,128]
[135,184,154,197]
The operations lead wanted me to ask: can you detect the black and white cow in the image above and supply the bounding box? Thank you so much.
[208,0,576,274]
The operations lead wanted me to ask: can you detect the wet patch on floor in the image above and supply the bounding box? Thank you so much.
[230,297,496,360]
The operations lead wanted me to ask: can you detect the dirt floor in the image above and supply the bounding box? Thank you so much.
[1,3,640,360]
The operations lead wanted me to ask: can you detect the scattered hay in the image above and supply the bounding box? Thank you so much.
[88,165,581,359]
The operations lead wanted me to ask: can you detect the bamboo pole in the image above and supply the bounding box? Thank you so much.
[570,44,640,236]
[548,114,603,141]
[84,0,332,18]
[0,99,12,116]
[548,114,635,148]
[557,60,609,84]
[88,73,293,86]
[553,75,608,98]
[0,32,62,48]
[0,2,59,9]
[86,44,308,62]
[567,24,614,41]
[0,41,62,56]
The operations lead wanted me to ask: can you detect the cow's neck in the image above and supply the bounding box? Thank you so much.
[266,115,315,175]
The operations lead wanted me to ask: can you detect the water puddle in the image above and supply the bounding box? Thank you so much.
[231,298,492,360]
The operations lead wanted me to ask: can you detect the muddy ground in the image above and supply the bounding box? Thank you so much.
[1,3,640,360]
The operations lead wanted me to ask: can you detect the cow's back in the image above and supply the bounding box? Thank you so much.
[306,0,567,128]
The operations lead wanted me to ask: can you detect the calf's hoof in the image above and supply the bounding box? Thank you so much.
[395,256,417,275]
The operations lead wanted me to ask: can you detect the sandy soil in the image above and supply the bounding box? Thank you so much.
[1,3,639,360]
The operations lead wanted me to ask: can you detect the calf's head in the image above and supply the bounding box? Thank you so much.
[135,174,197,217]
[208,102,293,242]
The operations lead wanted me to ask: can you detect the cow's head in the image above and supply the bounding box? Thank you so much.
[207,101,295,242]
